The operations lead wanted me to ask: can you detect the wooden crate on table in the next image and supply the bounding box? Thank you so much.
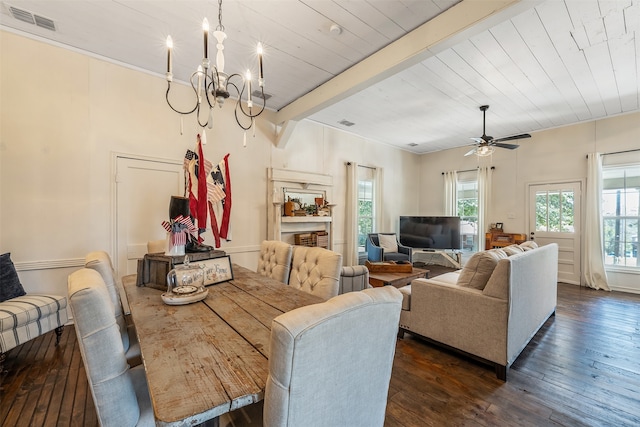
[136,250,225,291]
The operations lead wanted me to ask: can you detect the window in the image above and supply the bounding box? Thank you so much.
[357,166,377,252]
[602,165,640,268]
[535,189,575,233]
[457,172,478,252]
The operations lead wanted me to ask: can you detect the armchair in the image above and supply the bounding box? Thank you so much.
[365,233,412,263]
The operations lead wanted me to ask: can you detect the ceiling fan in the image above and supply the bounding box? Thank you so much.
[464,105,531,156]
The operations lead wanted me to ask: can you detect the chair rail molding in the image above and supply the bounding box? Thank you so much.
[14,257,85,271]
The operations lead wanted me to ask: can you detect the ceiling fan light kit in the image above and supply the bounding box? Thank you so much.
[164,0,266,138]
[465,105,531,157]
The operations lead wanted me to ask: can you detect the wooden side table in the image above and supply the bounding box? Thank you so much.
[368,268,429,288]
[485,232,527,249]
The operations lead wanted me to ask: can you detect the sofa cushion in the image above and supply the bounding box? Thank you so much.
[378,234,398,253]
[0,253,26,303]
[457,249,508,290]
[399,272,461,311]
[519,241,538,251]
[502,245,524,256]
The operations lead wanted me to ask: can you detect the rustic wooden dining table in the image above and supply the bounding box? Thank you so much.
[122,264,324,426]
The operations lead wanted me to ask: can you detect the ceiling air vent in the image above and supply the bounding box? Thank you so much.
[8,5,56,31]
[34,15,56,31]
[338,119,355,127]
[252,90,272,100]
[407,143,419,147]
[8,6,34,24]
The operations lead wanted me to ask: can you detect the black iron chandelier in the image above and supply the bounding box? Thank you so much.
[164,0,266,141]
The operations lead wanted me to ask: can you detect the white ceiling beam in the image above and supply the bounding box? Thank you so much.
[274,0,544,126]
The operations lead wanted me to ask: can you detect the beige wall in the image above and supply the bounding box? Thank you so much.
[0,31,419,297]
[418,111,640,293]
[2,30,638,296]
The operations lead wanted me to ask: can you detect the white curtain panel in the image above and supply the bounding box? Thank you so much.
[477,167,493,251]
[345,162,358,266]
[374,167,384,231]
[583,153,610,290]
[443,171,458,216]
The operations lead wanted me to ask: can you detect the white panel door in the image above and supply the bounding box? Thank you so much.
[528,181,582,285]
[115,156,184,277]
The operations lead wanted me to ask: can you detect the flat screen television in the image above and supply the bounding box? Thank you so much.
[399,216,462,250]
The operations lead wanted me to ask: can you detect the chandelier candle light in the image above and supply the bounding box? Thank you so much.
[165,0,265,144]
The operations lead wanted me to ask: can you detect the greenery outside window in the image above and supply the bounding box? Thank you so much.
[457,172,478,252]
[535,190,575,232]
[602,165,640,268]
[357,166,376,253]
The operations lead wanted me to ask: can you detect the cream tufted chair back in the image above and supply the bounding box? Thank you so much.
[288,246,342,300]
[264,286,402,427]
[257,241,293,283]
[85,251,141,366]
[68,268,154,427]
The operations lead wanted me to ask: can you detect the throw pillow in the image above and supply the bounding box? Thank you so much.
[378,234,399,253]
[502,244,524,256]
[519,241,538,251]
[0,252,27,302]
[456,249,508,290]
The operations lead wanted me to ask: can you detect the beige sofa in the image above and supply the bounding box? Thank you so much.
[398,242,558,380]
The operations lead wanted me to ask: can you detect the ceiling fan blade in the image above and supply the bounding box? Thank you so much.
[492,142,520,150]
[470,137,483,143]
[492,133,531,143]
[464,147,478,156]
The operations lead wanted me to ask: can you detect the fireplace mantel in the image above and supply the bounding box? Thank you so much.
[267,168,334,249]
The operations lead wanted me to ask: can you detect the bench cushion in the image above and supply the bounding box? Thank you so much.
[0,294,69,352]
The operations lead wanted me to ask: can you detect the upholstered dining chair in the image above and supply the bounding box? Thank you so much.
[85,251,141,366]
[146,239,166,254]
[338,265,371,294]
[263,286,403,427]
[288,246,342,300]
[68,268,154,427]
[366,233,413,263]
[256,240,293,283]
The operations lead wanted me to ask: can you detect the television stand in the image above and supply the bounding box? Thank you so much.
[412,249,461,269]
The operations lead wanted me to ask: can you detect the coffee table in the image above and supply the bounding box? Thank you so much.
[368,267,429,288]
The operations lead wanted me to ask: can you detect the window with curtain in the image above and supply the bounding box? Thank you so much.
[602,165,640,269]
[457,171,479,252]
[358,166,377,253]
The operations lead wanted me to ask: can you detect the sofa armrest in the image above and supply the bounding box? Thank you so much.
[365,240,383,261]
[408,278,509,365]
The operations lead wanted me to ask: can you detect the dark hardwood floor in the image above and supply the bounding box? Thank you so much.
[2,283,639,426]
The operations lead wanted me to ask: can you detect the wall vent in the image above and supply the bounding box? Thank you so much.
[9,5,56,31]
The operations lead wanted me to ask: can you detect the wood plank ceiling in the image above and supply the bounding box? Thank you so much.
[1,0,638,154]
